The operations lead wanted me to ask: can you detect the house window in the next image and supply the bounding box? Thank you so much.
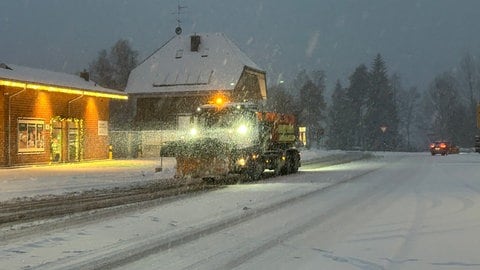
[177,114,192,130]
[18,119,45,153]
[201,48,209,57]
[175,49,183,59]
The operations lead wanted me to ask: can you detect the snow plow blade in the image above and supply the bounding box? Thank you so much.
[160,138,232,179]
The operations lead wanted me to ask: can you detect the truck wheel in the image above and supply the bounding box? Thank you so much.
[282,158,291,175]
[247,160,263,181]
[274,159,284,176]
[290,158,299,173]
[286,152,299,174]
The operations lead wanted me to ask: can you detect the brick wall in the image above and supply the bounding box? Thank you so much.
[0,86,6,166]
[81,96,110,160]
[2,85,112,166]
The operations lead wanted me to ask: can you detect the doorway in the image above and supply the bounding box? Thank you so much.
[50,117,84,162]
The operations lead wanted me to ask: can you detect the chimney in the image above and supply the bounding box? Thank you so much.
[190,35,201,52]
[79,69,89,81]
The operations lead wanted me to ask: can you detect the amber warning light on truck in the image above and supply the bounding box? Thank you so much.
[208,93,229,107]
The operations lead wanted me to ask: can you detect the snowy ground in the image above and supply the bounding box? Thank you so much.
[0,149,391,269]
[300,148,344,161]
[0,148,350,202]
[5,150,477,269]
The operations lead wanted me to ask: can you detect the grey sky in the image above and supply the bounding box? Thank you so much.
[1,0,479,90]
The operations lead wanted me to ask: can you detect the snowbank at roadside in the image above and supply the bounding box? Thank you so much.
[0,149,364,202]
[299,148,345,162]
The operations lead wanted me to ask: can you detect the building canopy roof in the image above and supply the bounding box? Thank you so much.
[126,33,266,95]
[0,63,127,99]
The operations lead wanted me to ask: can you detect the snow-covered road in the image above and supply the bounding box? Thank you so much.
[226,153,480,270]
[119,153,480,270]
[2,152,480,269]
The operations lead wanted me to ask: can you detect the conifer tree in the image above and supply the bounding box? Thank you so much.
[299,71,326,148]
[292,69,310,99]
[364,54,399,150]
[327,80,350,149]
[265,83,296,115]
[345,64,369,149]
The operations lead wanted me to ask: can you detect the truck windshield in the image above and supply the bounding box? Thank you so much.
[197,108,256,129]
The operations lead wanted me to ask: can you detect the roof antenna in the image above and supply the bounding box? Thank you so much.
[173,0,187,35]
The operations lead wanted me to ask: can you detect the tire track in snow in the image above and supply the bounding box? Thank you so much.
[40,160,387,270]
[182,156,415,270]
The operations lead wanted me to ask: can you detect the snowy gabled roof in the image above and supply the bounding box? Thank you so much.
[126,32,264,95]
[0,63,126,97]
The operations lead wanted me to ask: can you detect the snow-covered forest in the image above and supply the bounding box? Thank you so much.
[266,54,399,151]
[266,53,480,151]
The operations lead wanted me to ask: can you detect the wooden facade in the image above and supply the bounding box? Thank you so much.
[126,33,267,130]
[0,67,126,166]
[132,67,266,130]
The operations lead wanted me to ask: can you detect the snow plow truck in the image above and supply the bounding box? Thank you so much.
[160,98,301,181]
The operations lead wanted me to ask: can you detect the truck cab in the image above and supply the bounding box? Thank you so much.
[192,101,301,180]
[161,99,301,181]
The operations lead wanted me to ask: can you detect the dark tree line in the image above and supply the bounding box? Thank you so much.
[266,54,402,151]
[325,54,400,151]
[418,53,480,147]
[265,52,480,151]
[269,52,479,151]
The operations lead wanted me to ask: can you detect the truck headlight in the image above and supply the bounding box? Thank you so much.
[190,128,198,136]
[237,157,246,166]
[237,124,248,134]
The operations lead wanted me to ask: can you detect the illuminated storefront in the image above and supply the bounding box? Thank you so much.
[0,63,127,166]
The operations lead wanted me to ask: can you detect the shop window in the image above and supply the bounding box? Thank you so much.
[18,119,45,153]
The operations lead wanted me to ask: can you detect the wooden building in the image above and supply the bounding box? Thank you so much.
[0,63,127,166]
[125,32,267,130]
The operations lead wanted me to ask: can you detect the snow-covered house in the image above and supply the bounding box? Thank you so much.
[126,32,267,129]
[0,63,127,166]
